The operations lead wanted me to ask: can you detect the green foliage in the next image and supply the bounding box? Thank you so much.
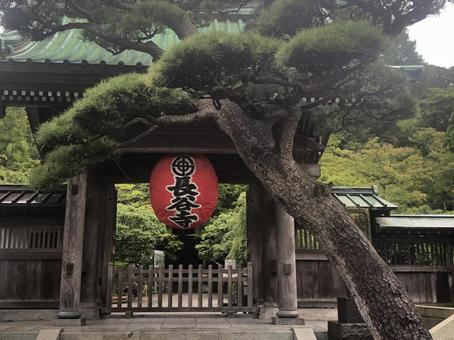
[321,130,454,213]
[216,184,247,212]
[381,30,424,65]
[196,192,248,265]
[418,87,454,131]
[32,73,195,186]
[30,137,117,188]
[0,107,40,184]
[448,113,454,151]
[115,203,182,265]
[149,32,279,92]
[117,183,150,208]
[275,21,387,72]
[36,73,194,154]
[255,0,325,37]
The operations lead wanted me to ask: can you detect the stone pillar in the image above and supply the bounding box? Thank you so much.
[57,174,88,324]
[272,202,304,325]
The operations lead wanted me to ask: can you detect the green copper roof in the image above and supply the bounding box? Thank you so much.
[0,20,244,66]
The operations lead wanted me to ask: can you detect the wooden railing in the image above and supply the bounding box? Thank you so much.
[106,262,255,315]
[375,237,453,266]
[0,225,62,250]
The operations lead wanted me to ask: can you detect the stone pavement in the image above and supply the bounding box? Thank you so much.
[0,308,337,340]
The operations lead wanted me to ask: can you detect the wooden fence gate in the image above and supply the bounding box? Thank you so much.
[106,262,255,315]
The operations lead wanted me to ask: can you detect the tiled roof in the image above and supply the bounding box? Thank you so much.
[376,215,454,229]
[0,20,244,66]
[332,186,398,210]
[0,185,65,208]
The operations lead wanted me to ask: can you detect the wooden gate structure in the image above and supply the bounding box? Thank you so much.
[106,263,254,315]
[0,23,325,322]
[3,20,454,325]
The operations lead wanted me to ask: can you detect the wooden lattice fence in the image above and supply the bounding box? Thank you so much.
[106,262,255,315]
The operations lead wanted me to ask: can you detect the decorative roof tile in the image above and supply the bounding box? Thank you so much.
[0,20,244,66]
[332,186,398,210]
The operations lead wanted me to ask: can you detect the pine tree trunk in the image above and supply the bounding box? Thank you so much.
[214,102,432,340]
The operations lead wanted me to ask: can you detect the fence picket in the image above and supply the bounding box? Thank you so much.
[148,266,153,308]
[158,266,163,308]
[138,265,143,308]
[178,265,183,308]
[168,265,173,308]
[127,264,134,312]
[208,265,213,308]
[117,270,122,309]
[217,265,223,308]
[188,265,193,308]
[247,262,253,308]
[237,265,242,307]
[227,266,232,308]
[198,264,203,308]
[106,262,113,313]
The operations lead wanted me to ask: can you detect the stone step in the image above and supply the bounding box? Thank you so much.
[0,331,38,340]
[60,330,295,340]
[0,327,321,340]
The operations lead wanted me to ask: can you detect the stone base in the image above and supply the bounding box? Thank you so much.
[327,321,372,340]
[36,328,62,340]
[79,306,101,320]
[50,318,86,327]
[0,309,58,321]
[257,303,279,319]
[272,316,305,325]
[337,298,364,324]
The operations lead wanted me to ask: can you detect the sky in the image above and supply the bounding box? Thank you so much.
[408,2,454,68]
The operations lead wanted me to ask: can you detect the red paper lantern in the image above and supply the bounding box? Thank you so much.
[149,154,219,229]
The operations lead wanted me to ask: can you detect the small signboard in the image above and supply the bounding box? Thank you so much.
[224,259,236,270]
[153,250,165,268]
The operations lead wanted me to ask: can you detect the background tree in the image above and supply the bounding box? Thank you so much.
[114,183,182,265]
[196,189,248,265]
[1,1,450,338]
[0,107,39,183]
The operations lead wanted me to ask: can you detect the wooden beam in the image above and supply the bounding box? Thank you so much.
[58,173,88,319]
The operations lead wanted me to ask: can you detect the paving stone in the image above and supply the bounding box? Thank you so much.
[63,332,140,340]
[36,328,62,340]
[195,318,231,329]
[140,331,219,340]
[161,318,196,329]
[0,332,38,340]
[292,327,317,340]
[219,331,294,340]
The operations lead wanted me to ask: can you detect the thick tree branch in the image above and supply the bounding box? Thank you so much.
[87,24,164,59]
[279,107,301,161]
[119,99,219,146]
[98,0,198,39]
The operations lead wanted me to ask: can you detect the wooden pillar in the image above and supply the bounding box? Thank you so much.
[261,190,277,304]
[246,182,263,303]
[80,175,104,318]
[99,184,117,311]
[58,174,88,319]
[273,202,302,323]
